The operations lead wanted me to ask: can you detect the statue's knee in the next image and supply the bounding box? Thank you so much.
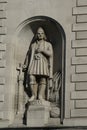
[29,75,36,84]
[40,78,46,85]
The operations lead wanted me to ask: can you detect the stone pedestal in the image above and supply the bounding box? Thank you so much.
[27,100,50,127]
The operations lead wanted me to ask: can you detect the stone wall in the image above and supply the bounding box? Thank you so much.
[0,0,9,127]
[0,0,87,127]
[64,0,87,126]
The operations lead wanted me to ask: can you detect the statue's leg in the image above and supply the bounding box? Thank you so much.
[29,75,37,101]
[38,77,46,100]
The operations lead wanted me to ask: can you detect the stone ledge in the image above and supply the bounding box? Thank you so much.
[64,118,87,126]
[72,40,87,48]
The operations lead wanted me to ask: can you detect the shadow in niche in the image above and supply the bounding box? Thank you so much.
[17,16,65,125]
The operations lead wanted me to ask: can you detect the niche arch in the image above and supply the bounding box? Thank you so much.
[15,16,66,124]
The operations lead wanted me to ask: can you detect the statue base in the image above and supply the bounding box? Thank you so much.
[27,100,50,127]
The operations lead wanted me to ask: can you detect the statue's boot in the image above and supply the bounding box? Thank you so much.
[29,84,37,102]
[38,84,46,101]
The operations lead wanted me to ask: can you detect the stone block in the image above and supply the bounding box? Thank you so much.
[0,36,3,42]
[70,100,75,109]
[76,48,87,56]
[77,15,87,23]
[0,3,5,11]
[76,31,87,39]
[71,91,87,99]
[0,85,4,93]
[71,109,87,117]
[0,0,7,3]
[0,52,2,59]
[0,20,4,27]
[0,94,4,101]
[0,60,6,68]
[76,100,87,108]
[0,27,7,35]
[0,44,6,51]
[72,57,87,65]
[73,23,87,31]
[76,65,87,73]
[0,77,5,84]
[27,100,50,127]
[0,112,3,119]
[77,0,87,6]
[72,74,87,82]
[73,7,87,15]
[72,40,87,48]
[76,82,87,90]
[0,11,6,19]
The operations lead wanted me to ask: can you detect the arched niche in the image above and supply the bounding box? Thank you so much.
[15,16,66,124]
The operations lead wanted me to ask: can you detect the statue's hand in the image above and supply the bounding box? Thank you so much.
[35,48,43,53]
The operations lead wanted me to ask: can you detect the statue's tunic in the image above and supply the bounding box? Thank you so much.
[29,42,49,76]
[25,41,53,79]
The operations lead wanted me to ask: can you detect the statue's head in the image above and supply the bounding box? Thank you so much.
[36,27,47,41]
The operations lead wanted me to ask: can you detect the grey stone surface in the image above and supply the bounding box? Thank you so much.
[1,0,87,127]
[27,100,50,127]
[77,15,87,23]
[77,0,87,6]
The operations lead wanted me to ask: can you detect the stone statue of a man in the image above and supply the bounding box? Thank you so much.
[23,27,53,102]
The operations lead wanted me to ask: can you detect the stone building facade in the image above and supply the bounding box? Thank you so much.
[0,0,87,127]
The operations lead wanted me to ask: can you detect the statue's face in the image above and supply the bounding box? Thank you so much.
[37,28,45,40]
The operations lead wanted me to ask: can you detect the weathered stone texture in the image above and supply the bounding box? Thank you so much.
[76,31,87,39]
[71,91,87,99]
[77,0,87,6]
[76,82,87,90]
[75,100,87,108]
[71,109,87,117]
[72,57,87,65]
[73,7,87,15]
[77,15,87,23]
[72,40,87,48]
